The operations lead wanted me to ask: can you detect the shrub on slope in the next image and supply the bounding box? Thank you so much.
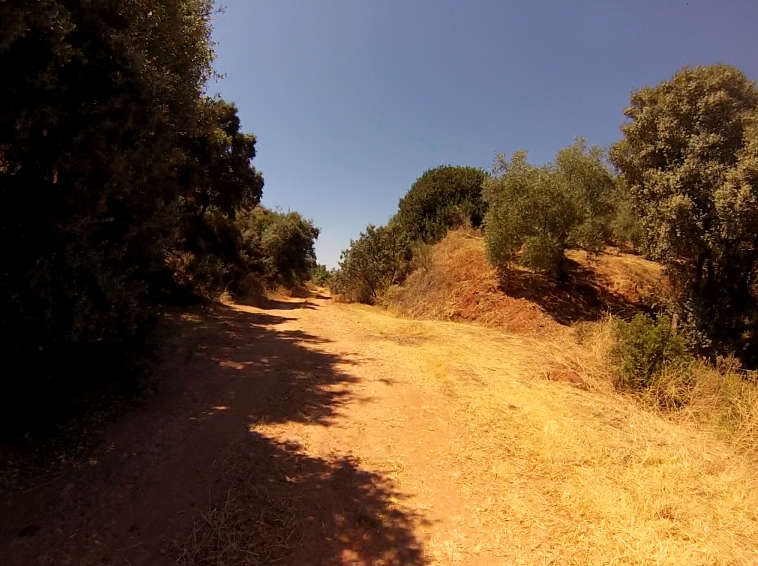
[384,230,557,333]
[384,229,667,332]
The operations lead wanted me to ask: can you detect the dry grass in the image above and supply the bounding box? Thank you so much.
[175,442,303,566]
[175,286,758,564]
[176,487,301,566]
[349,307,758,563]
[559,316,758,457]
[383,229,758,449]
[385,230,669,332]
[565,247,668,306]
[384,230,558,333]
[569,314,758,457]
[378,237,758,562]
[654,361,758,457]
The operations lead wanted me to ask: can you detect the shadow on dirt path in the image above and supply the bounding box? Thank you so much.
[178,434,425,565]
[1,294,426,565]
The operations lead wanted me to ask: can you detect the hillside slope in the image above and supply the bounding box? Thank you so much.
[385,229,666,331]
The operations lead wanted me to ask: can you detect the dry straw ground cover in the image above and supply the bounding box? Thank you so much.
[165,257,758,565]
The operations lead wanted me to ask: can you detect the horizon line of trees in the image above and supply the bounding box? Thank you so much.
[333,64,758,366]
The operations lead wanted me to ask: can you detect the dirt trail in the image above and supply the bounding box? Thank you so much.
[3,292,757,565]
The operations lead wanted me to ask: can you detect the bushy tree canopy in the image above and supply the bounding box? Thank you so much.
[181,98,264,219]
[610,65,758,355]
[170,96,265,295]
[395,165,487,243]
[1,0,215,353]
[310,264,333,286]
[483,139,616,277]
[332,225,412,303]
[237,208,320,287]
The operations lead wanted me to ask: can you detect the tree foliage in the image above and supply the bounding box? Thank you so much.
[395,165,487,243]
[1,0,215,355]
[237,208,320,287]
[166,95,267,298]
[332,225,412,303]
[310,264,333,287]
[610,65,758,357]
[167,206,320,298]
[483,139,616,277]
[609,179,645,250]
[180,98,264,219]
[0,0,322,428]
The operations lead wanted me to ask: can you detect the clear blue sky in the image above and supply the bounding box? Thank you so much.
[209,0,758,268]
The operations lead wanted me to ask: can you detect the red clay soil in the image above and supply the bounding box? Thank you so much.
[385,231,558,333]
[386,230,665,329]
[1,295,427,565]
[2,290,756,565]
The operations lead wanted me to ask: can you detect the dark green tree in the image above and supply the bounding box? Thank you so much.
[236,208,320,287]
[170,97,264,296]
[181,98,264,219]
[332,225,412,303]
[610,64,758,357]
[310,264,333,286]
[395,165,487,243]
[0,1,215,402]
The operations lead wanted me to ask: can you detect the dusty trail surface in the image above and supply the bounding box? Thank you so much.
[3,292,757,565]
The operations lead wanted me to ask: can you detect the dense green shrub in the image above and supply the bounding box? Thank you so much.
[394,166,487,243]
[166,212,242,300]
[613,314,689,391]
[236,207,320,288]
[168,206,320,300]
[310,264,333,286]
[611,65,758,360]
[332,224,412,303]
[483,140,616,278]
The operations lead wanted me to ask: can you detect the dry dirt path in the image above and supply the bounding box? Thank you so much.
[3,292,757,565]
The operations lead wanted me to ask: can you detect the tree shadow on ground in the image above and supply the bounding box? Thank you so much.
[178,434,426,565]
[501,259,650,325]
[1,298,427,565]
[175,301,359,426]
[264,298,317,310]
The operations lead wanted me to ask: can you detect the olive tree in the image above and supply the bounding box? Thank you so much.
[483,140,616,278]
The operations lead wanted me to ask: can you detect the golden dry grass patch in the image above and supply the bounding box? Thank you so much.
[336,303,758,564]
[565,247,668,304]
[384,229,559,333]
[184,293,758,565]
[384,229,670,334]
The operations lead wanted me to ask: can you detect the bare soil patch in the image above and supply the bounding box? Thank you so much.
[2,290,756,565]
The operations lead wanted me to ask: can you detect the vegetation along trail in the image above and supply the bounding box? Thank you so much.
[4,291,756,565]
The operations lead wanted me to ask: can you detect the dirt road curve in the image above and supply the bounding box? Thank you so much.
[3,292,757,565]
